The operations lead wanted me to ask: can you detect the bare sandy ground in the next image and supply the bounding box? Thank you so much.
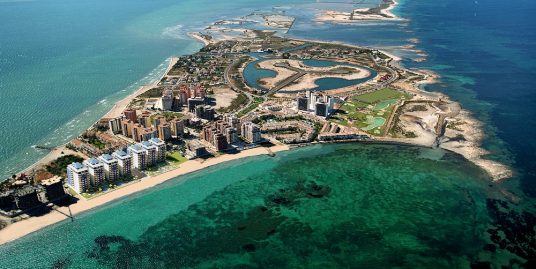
[212,86,238,109]
[257,59,371,92]
[316,0,403,23]
[0,144,290,245]
[257,60,297,89]
[187,32,211,46]
[22,147,88,176]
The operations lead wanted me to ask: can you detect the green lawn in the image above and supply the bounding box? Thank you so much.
[237,97,263,117]
[166,152,188,164]
[354,88,408,104]
[331,88,411,136]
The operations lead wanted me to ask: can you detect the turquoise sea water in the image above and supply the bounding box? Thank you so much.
[0,144,501,268]
[1,0,535,267]
[0,0,308,179]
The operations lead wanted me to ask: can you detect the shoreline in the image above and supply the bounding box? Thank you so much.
[0,144,289,245]
[103,57,179,119]
[15,57,180,178]
[315,0,404,23]
[0,4,513,246]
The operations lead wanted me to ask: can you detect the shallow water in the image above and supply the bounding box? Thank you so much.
[1,0,535,267]
[0,143,504,268]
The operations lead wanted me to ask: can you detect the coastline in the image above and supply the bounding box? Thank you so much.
[0,144,289,245]
[15,57,180,178]
[0,3,513,246]
[315,0,404,23]
[103,57,179,119]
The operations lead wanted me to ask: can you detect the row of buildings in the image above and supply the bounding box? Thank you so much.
[108,109,185,142]
[297,91,336,118]
[200,115,262,151]
[67,138,166,194]
[160,84,206,111]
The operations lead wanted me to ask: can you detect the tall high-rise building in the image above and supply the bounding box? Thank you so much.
[297,96,308,111]
[128,144,147,170]
[83,158,105,186]
[315,102,328,117]
[161,89,174,111]
[213,133,228,151]
[138,115,150,128]
[223,114,241,135]
[170,119,184,137]
[67,162,89,194]
[241,122,262,143]
[158,124,172,141]
[141,141,157,167]
[195,105,215,120]
[149,138,166,162]
[99,154,119,182]
[112,150,132,177]
[108,116,124,134]
[225,127,238,144]
[123,109,138,123]
[188,97,205,113]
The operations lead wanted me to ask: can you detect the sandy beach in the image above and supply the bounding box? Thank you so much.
[0,144,289,245]
[187,32,211,46]
[103,57,179,119]
[316,0,403,23]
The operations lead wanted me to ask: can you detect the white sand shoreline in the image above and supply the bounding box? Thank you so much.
[0,145,290,245]
[316,0,404,23]
[1,6,513,245]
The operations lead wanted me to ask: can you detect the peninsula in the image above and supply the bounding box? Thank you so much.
[0,7,511,246]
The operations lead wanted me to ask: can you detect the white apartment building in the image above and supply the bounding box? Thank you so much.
[128,144,148,170]
[149,138,166,163]
[99,154,119,182]
[67,162,89,194]
[141,141,157,167]
[83,158,105,186]
[112,150,132,177]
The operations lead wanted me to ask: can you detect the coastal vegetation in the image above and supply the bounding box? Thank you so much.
[81,132,106,150]
[237,96,264,117]
[46,155,84,176]
[138,87,164,99]
[217,93,248,113]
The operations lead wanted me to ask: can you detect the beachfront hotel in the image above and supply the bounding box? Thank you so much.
[67,162,89,194]
[112,150,132,177]
[83,158,105,186]
[128,144,148,170]
[98,154,119,182]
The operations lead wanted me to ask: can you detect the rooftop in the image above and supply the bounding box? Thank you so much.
[69,162,87,172]
[141,141,157,149]
[149,138,165,145]
[99,154,116,163]
[129,144,147,152]
[113,150,131,159]
[84,158,103,167]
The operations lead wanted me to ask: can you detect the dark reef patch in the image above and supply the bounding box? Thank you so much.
[486,199,536,260]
